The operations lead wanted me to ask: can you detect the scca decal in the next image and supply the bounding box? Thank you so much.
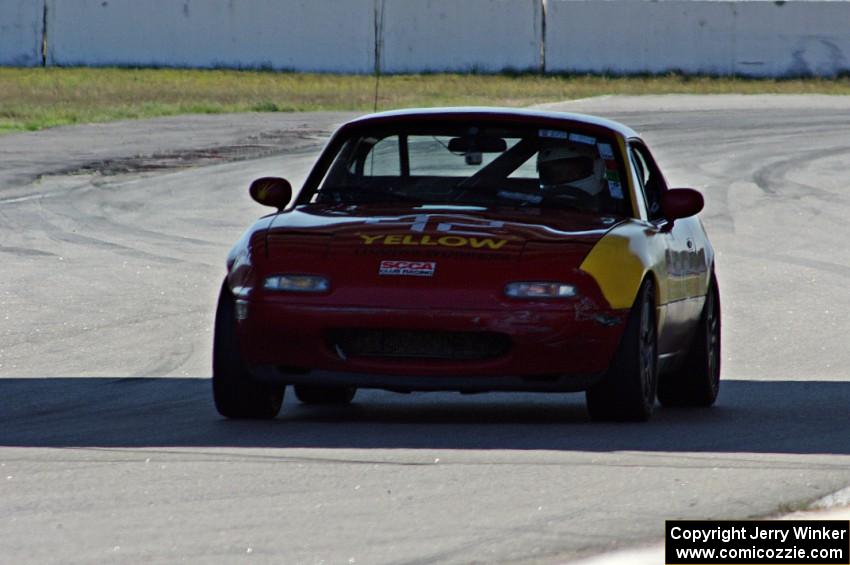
[359,234,508,250]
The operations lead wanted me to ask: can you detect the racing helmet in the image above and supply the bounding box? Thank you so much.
[537,144,605,196]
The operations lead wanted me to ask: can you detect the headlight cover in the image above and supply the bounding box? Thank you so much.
[264,275,330,293]
[504,282,577,299]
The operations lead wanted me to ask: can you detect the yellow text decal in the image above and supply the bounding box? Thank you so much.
[359,234,508,250]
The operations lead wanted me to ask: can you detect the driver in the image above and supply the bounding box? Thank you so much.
[537,144,605,197]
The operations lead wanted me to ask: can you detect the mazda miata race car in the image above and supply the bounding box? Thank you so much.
[213,108,720,421]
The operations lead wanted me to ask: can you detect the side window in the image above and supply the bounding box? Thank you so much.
[629,143,666,220]
[629,149,646,189]
[628,148,649,217]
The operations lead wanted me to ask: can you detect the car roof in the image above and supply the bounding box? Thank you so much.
[343,107,641,140]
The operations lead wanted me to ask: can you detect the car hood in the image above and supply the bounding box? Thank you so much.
[267,203,622,246]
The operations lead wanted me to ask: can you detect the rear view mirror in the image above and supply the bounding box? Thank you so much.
[448,136,507,153]
[662,188,704,220]
[249,177,292,209]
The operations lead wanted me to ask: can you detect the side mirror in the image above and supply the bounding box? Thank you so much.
[249,177,292,209]
[661,188,703,221]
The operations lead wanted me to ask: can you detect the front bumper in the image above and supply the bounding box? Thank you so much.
[237,300,627,390]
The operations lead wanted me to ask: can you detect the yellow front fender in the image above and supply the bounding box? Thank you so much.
[579,221,672,310]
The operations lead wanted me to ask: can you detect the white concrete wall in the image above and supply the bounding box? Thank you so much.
[0,0,43,66]
[380,0,542,73]
[546,0,850,77]
[7,0,850,76]
[45,0,376,73]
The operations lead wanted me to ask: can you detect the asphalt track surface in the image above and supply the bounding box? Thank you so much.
[2,96,850,564]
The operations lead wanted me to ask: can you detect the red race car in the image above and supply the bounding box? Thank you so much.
[213,108,719,421]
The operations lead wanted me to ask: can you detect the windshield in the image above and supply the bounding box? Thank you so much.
[310,123,631,216]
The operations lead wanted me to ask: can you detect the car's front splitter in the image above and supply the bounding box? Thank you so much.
[249,366,606,393]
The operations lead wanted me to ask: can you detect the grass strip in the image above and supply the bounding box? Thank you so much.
[3,67,850,134]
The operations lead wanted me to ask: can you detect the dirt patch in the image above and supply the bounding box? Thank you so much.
[57,129,327,177]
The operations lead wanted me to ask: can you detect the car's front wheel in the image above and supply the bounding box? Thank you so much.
[586,280,658,422]
[212,281,284,419]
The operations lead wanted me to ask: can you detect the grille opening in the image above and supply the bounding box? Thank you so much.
[331,329,510,361]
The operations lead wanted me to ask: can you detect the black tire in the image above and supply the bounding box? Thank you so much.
[294,385,356,405]
[212,281,284,419]
[586,280,658,422]
[657,274,721,407]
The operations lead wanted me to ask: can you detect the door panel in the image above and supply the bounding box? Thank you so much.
[628,141,697,359]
